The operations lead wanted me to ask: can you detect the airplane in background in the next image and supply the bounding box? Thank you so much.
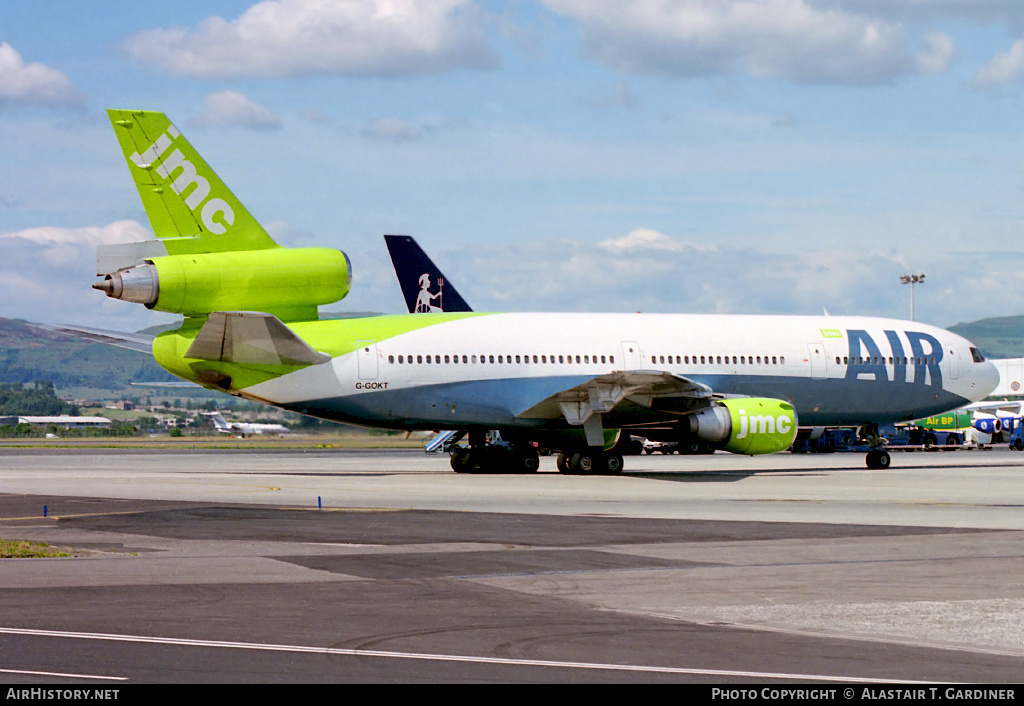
[948,359,1024,446]
[90,110,999,474]
[988,358,1024,398]
[203,411,289,436]
[384,234,473,313]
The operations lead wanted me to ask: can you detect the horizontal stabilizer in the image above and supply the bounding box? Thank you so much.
[185,312,330,366]
[35,323,155,354]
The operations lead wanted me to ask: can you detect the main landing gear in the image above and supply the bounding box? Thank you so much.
[555,450,624,475]
[450,444,540,474]
[449,431,540,474]
[448,431,624,475]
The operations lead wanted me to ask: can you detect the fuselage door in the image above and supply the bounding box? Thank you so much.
[622,341,643,370]
[807,343,827,380]
[356,340,378,380]
[945,345,960,381]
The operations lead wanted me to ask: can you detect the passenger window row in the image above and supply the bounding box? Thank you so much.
[388,353,617,365]
[838,356,936,365]
[650,354,785,365]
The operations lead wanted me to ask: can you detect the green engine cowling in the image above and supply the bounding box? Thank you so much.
[689,398,798,455]
[93,247,351,319]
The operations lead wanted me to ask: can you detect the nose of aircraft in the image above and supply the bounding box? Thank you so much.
[975,359,1000,399]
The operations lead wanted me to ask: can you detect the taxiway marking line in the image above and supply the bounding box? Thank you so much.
[0,626,925,683]
[0,667,127,681]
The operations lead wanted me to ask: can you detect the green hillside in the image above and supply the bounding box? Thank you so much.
[947,315,1024,359]
[0,318,176,394]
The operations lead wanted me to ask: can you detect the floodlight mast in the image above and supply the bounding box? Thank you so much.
[900,274,925,322]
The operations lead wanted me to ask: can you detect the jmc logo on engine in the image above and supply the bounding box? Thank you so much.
[735,408,793,439]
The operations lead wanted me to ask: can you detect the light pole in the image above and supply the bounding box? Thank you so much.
[900,274,925,321]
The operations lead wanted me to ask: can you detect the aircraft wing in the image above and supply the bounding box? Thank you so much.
[516,370,714,444]
[34,323,155,353]
[965,400,1024,415]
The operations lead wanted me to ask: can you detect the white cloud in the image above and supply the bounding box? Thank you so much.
[193,91,282,130]
[839,0,1024,26]
[2,221,150,248]
[432,233,1024,328]
[598,228,713,254]
[973,39,1024,90]
[540,0,953,84]
[0,43,82,107]
[122,0,498,79]
[0,221,173,331]
[363,116,423,141]
[915,32,956,75]
[4,220,1020,334]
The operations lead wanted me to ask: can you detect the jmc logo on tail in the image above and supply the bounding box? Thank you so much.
[129,124,235,235]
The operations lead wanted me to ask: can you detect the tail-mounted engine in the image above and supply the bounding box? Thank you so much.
[94,247,351,318]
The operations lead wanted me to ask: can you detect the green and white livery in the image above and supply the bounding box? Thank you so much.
[94,111,1000,474]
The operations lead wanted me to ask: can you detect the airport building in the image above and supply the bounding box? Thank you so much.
[0,415,113,429]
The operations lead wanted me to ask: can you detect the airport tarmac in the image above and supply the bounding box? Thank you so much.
[0,447,1023,683]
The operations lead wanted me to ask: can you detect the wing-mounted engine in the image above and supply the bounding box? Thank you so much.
[972,412,1002,435]
[688,398,798,455]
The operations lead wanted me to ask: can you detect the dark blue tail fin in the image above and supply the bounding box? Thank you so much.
[384,235,473,313]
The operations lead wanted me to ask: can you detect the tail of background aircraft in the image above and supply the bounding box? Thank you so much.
[207,412,230,431]
[385,234,472,313]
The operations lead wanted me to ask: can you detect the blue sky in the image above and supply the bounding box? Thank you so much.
[1,0,1023,332]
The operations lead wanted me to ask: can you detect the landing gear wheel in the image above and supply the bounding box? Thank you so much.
[604,454,624,475]
[572,452,596,474]
[556,453,571,473]
[514,448,540,473]
[1013,438,1024,452]
[450,447,475,474]
[865,449,891,470]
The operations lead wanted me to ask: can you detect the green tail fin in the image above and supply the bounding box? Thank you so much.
[107,109,277,255]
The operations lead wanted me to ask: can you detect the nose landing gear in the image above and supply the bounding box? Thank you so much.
[859,424,892,469]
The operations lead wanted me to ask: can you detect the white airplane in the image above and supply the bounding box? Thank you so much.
[202,412,289,436]
[91,110,999,474]
[988,358,1024,398]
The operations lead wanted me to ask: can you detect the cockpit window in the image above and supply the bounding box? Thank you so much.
[970,347,985,363]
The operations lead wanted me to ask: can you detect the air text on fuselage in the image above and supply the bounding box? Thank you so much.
[845,329,943,387]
